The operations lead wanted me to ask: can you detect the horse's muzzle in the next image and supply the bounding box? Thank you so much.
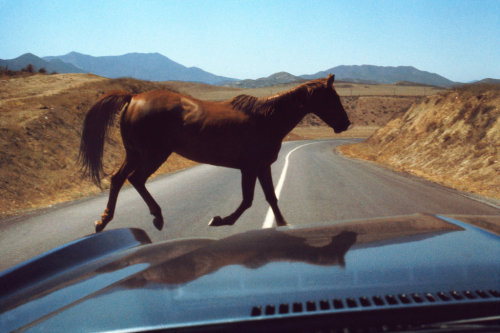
[334,121,351,133]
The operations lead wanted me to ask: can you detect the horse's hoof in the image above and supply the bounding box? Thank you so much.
[208,216,224,226]
[95,220,105,233]
[276,220,289,227]
[153,216,164,231]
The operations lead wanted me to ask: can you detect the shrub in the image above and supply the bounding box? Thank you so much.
[22,64,35,73]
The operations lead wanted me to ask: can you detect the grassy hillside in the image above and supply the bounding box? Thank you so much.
[339,84,500,200]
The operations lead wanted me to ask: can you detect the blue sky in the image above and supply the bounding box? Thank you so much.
[1,0,499,82]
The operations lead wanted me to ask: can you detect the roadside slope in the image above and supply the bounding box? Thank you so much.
[339,84,500,200]
[0,74,197,217]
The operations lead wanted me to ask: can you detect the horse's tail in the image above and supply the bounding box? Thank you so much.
[78,91,132,187]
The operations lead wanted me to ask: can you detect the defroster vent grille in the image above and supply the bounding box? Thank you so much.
[250,289,500,317]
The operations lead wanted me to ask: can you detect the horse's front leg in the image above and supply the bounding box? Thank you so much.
[258,165,288,227]
[209,169,257,226]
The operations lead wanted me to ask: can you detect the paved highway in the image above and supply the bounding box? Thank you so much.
[1,139,499,271]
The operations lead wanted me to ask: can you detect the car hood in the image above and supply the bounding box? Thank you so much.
[1,214,500,332]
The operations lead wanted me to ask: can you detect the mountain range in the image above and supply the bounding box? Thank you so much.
[0,51,474,87]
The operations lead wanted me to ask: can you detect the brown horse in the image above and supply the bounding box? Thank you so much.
[79,74,350,232]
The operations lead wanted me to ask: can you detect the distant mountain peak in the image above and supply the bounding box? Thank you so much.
[17,53,39,59]
[225,71,304,88]
[0,53,85,74]
[267,71,297,79]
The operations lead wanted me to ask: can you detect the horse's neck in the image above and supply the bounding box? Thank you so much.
[268,97,308,139]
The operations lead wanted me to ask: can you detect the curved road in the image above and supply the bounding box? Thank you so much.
[1,139,499,271]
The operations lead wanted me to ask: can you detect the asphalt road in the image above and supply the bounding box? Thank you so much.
[1,139,499,271]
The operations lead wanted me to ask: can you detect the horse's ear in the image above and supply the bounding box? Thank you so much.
[327,74,335,87]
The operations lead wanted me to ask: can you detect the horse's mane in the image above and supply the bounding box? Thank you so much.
[230,94,262,115]
[229,79,326,117]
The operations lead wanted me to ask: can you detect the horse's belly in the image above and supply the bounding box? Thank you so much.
[174,140,244,168]
[174,138,278,169]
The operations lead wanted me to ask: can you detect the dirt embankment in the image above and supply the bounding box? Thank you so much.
[340,96,419,126]
[339,84,500,200]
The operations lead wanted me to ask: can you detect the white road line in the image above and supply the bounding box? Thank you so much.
[262,142,318,228]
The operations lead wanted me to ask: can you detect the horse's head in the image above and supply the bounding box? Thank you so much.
[309,74,351,133]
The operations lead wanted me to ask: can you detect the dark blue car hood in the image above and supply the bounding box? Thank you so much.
[1,214,499,332]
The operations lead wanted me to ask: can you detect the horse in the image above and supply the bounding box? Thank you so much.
[79,74,350,233]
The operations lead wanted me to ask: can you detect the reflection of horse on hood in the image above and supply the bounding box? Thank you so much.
[106,228,357,288]
[79,75,350,232]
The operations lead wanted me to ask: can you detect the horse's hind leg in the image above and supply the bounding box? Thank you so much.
[128,152,170,230]
[258,165,288,227]
[209,169,257,226]
[96,157,136,232]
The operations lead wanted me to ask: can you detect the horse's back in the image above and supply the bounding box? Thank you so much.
[120,89,279,168]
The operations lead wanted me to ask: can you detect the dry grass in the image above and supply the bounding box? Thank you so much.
[0,74,441,218]
[339,84,500,200]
